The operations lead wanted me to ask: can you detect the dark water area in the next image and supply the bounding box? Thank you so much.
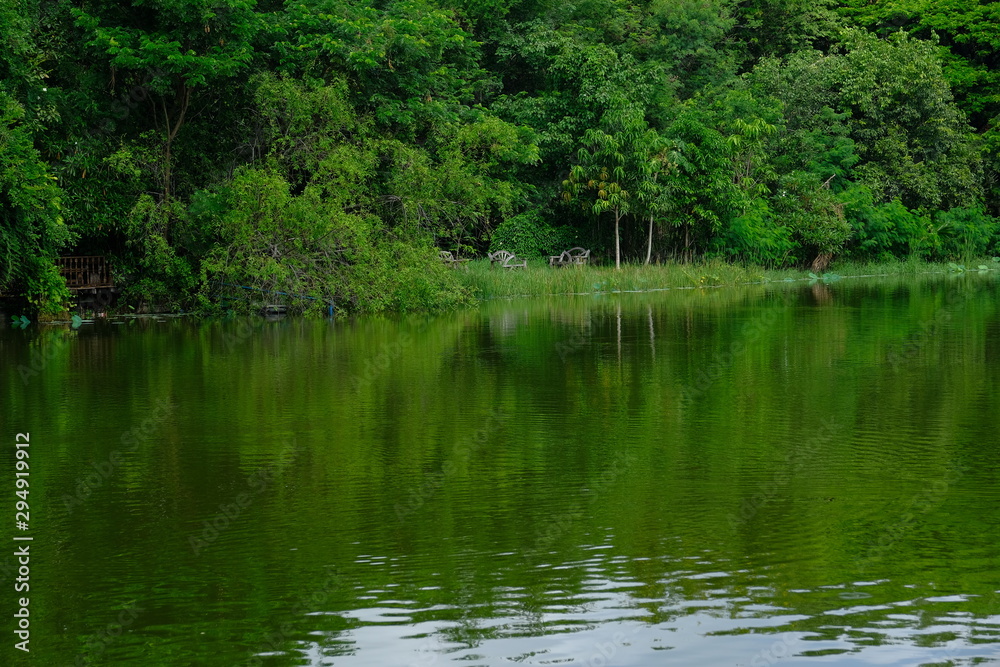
[2,273,1000,666]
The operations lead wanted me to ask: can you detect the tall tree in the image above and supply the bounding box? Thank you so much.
[276,0,486,138]
[636,133,676,264]
[748,31,983,212]
[0,92,73,312]
[72,0,262,200]
[0,0,73,312]
[838,0,1000,130]
[661,103,733,261]
[564,106,651,268]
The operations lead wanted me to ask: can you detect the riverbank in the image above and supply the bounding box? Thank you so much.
[457,257,1000,301]
[6,256,996,322]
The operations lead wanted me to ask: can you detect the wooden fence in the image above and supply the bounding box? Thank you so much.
[55,256,113,289]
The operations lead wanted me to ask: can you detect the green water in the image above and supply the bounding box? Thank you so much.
[3,274,1000,666]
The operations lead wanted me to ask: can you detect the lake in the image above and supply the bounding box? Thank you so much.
[3,273,1000,666]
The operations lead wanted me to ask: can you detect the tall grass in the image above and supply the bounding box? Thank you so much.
[458,256,1000,300]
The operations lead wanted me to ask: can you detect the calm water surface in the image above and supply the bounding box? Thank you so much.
[3,274,1000,666]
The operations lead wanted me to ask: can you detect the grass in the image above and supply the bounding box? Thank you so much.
[457,256,1000,300]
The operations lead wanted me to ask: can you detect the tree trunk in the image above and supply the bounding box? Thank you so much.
[646,171,659,265]
[161,85,191,201]
[614,208,621,270]
[811,252,833,272]
[645,214,653,264]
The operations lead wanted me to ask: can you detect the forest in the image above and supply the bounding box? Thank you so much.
[2,0,1000,314]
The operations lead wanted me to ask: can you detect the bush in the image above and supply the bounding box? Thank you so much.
[934,206,999,260]
[849,197,936,260]
[489,210,578,258]
[119,195,198,310]
[193,167,472,314]
[711,199,795,267]
[775,172,853,261]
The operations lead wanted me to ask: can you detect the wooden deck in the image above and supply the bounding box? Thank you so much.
[0,256,117,301]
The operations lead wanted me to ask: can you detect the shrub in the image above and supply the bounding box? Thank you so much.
[775,172,853,261]
[489,209,578,258]
[934,207,999,261]
[849,197,937,260]
[711,199,795,267]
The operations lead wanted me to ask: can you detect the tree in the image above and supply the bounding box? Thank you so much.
[0,92,73,313]
[72,0,262,200]
[732,0,842,64]
[839,0,1000,130]
[0,2,73,313]
[493,20,667,208]
[661,103,733,261]
[563,106,651,269]
[276,0,486,138]
[636,133,677,264]
[747,32,984,212]
[629,0,738,96]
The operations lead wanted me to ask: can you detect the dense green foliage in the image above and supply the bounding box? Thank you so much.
[3,0,1000,312]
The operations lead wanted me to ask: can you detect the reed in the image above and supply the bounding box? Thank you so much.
[457,257,1000,300]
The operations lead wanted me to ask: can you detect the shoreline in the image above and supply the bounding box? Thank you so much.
[4,257,997,322]
[455,257,999,303]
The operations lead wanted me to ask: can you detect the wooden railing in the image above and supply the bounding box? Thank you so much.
[56,256,113,289]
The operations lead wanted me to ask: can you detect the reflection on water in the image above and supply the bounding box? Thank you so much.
[265,544,1000,666]
[2,272,1000,665]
